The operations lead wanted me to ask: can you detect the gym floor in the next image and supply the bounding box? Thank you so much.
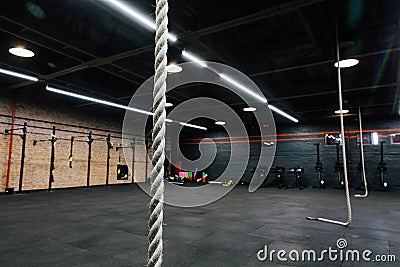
[0,185,398,266]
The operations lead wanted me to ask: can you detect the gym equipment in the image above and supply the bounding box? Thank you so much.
[208,180,233,186]
[268,167,285,189]
[334,143,345,189]
[376,141,390,192]
[117,164,129,180]
[49,126,56,191]
[68,136,74,168]
[4,122,27,193]
[115,141,136,183]
[86,131,93,188]
[313,143,326,189]
[32,126,69,191]
[286,167,305,190]
[18,123,27,192]
[106,134,113,186]
[4,99,16,194]
[313,144,325,188]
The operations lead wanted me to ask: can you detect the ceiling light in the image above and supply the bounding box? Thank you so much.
[263,142,274,146]
[243,107,257,112]
[182,50,207,68]
[219,74,267,103]
[101,0,177,42]
[0,67,38,82]
[9,47,35,58]
[179,122,207,130]
[46,85,206,130]
[268,105,299,123]
[334,59,359,68]
[165,102,173,107]
[215,121,226,125]
[166,64,182,73]
[335,109,349,114]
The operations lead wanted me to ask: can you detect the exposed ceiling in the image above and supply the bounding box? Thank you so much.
[1,0,400,127]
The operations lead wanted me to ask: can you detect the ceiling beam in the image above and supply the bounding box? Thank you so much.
[180,0,327,40]
[249,46,400,77]
[296,9,331,78]
[5,0,327,90]
[275,83,398,100]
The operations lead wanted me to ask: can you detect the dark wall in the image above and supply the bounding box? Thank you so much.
[181,115,400,191]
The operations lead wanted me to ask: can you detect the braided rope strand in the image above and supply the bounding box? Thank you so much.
[306,13,352,226]
[336,31,352,224]
[148,0,168,266]
[355,107,368,198]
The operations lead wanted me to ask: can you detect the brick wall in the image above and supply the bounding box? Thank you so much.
[0,91,150,192]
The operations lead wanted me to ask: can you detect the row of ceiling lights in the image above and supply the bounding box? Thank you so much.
[1,0,359,127]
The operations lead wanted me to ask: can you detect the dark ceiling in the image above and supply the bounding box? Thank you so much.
[1,0,400,127]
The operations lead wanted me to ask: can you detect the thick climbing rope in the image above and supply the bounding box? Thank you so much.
[355,107,368,198]
[148,0,168,266]
[307,16,352,227]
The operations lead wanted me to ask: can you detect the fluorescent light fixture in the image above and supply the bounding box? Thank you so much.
[46,85,153,116]
[219,74,267,103]
[372,132,379,145]
[9,47,35,58]
[46,85,206,130]
[268,105,299,123]
[165,102,174,107]
[334,59,359,68]
[101,0,177,42]
[215,121,226,126]
[166,64,182,73]
[335,109,349,114]
[182,50,207,68]
[243,107,256,112]
[179,122,207,131]
[0,67,38,82]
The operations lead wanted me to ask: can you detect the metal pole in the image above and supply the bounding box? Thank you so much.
[69,136,74,168]
[335,142,343,188]
[131,137,135,184]
[87,131,93,188]
[106,133,111,187]
[5,98,16,193]
[18,122,27,192]
[315,143,320,163]
[48,126,56,192]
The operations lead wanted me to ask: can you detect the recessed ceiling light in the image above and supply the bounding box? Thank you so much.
[243,107,256,112]
[334,59,359,68]
[165,102,173,107]
[335,109,349,114]
[166,64,182,73]
[215,121,226,126]
[9,47,35,58]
